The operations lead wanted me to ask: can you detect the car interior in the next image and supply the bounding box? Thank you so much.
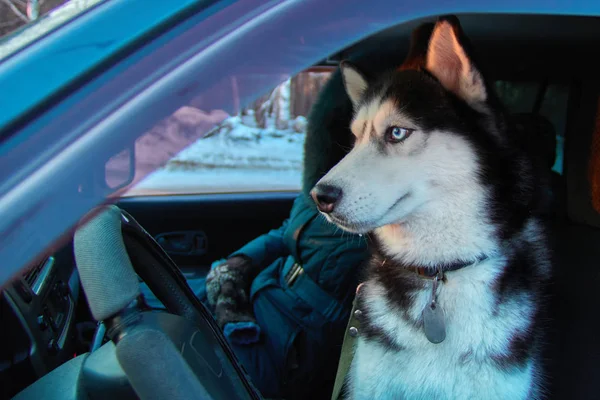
[2,12,600,400]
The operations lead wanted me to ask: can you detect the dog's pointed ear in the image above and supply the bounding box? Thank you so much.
[399,22,435,71]
[340,61,368,108]
[426,16,487,104]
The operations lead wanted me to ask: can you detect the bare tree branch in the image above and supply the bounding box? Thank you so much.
[0,18,23,28]
[1,0,29,22]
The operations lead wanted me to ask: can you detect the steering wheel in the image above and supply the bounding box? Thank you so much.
[73,205,260,400]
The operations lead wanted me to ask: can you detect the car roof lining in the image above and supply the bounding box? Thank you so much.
[316,13,600,81]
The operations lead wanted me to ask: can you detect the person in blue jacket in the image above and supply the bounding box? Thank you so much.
[205,192,368,399]
[202,69,372,398]
[197,48,416,398]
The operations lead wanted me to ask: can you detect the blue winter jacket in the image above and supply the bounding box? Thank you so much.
[230,193,369,396]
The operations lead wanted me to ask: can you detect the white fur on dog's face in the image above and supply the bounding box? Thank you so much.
[317,96,483,231]
[315,91,498,264]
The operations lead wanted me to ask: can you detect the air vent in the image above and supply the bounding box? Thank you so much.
[23,256,55,295]
[24,260,45,287]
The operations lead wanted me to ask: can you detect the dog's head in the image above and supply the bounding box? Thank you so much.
[310,16,527,261]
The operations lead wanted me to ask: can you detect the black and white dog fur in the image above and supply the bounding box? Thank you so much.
[311,16,550,400]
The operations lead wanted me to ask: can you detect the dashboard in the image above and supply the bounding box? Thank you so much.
[0,244,81,399]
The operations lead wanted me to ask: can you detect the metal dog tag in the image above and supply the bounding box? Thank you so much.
[423,271,446,344]
[423,302,446,344]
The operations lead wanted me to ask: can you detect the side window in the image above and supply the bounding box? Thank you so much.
[125,68,333,196]
[495,81,569,175]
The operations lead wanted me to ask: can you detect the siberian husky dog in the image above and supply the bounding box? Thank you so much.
[310,16,550,400]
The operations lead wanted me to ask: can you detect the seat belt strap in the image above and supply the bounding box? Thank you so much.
[331,288,362,400]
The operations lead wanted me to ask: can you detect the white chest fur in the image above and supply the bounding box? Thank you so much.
[347,259,540,400]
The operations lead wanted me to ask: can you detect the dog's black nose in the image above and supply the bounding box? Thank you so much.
[311,184,343,213]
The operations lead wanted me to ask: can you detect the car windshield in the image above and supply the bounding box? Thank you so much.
[0,0,104,61]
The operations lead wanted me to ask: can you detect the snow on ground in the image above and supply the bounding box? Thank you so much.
[130,167,302,196]
[172,115,303,171]
[125,77,307,196]
[126,88,306,196]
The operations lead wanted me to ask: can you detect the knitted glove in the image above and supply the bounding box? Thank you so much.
[205,256,260,345]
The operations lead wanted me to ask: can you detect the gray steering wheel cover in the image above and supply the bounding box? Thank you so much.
[74,205,140,321]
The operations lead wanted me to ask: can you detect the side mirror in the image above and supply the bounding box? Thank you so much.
[104,145,136,192]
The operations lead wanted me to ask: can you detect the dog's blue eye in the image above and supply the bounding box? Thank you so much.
[386,126,413,143]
